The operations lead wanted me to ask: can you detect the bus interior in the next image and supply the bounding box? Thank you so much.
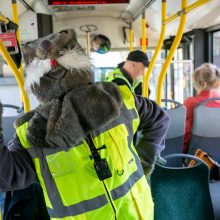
[0,0,220,219]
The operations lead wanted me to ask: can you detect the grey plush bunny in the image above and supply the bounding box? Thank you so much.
[16,29,123,148]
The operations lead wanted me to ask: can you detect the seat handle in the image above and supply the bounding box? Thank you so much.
[197,97,220,107]
[161,99,182,108]
[161,153,209,169]
[2,104,23,114]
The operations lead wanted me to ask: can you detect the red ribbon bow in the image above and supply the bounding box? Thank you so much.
[50,59,58,68]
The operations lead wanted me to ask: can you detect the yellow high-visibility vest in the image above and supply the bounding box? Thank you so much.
[106,69,143,94]
[16,85,154,220]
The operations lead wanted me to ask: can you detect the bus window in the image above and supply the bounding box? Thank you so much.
[213,31,220,68]
[90,51,127,82]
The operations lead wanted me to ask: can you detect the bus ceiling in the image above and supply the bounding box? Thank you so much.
[0,1,219,27]
[0,0,220,48]
[1,0,156,22]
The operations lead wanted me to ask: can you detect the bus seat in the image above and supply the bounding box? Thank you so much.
[188,97,220,163]
[161,99,186,166]
[2,104,23,145]
[150,154,215,220]
[209,180,220,220]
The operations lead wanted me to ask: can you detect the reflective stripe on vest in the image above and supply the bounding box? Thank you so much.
[16,85,154,220]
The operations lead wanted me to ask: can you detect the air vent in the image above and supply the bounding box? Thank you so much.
[51,5,95,12]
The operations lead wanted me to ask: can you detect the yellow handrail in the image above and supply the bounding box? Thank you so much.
[12,0,21,44]
[12,0,25,105]
[164,0,210,24]
[129,23,133,51]
[141,12,147,53]
[0,39,30,112]
[142,0,167,97]
[141,11,148,96]
[185,0,210,13]
[156,0,187,105]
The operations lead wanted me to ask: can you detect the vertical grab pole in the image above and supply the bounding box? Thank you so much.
[0,39,30,112]
[156,0,187,105]
[129,22,133,51]
[143,0,167,97]
[85,31,90,56]
[141,11,148,97]
[11,0,26,107]
[141,11,147,53]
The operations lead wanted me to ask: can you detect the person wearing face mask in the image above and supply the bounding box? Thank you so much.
[106,50,150,96]
[183,63,220,153]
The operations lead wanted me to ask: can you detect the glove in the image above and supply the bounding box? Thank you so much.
[0,102,3,147]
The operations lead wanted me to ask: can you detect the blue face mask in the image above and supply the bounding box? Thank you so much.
[96,46,109,54]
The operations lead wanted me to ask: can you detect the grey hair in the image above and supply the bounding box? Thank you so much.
[193,63,220,89]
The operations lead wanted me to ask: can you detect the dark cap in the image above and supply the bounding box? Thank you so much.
[126,50,149,67]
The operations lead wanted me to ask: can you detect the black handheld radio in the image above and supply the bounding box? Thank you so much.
[86,135,112,181]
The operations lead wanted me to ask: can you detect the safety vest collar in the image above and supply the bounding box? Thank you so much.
[106,68,134,92]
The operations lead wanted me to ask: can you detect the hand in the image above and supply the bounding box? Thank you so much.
[140,157,155,176]
[0,102,3,147]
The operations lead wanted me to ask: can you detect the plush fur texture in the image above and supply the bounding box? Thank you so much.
[57,46,91,71]
[140,157,154,176]
[25,59,52,92]
[18,29,123,148]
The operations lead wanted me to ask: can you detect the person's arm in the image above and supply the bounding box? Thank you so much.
[134,96,170,171]
[0,136,36,191]
[0,104,36,192]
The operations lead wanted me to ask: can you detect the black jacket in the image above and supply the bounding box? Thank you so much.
[4,182,50,220]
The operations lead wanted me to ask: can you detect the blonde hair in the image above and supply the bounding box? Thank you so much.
[193,63,220,90]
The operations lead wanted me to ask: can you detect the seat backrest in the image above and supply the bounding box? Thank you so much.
[189,97,220,163]
[161,99,186,166]
[150,154,215,220]
[2,104,22,145]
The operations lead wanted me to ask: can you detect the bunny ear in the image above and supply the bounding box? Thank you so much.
[25,59,52,92]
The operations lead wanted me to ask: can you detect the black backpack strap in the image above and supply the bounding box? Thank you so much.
[85,135,112,181]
